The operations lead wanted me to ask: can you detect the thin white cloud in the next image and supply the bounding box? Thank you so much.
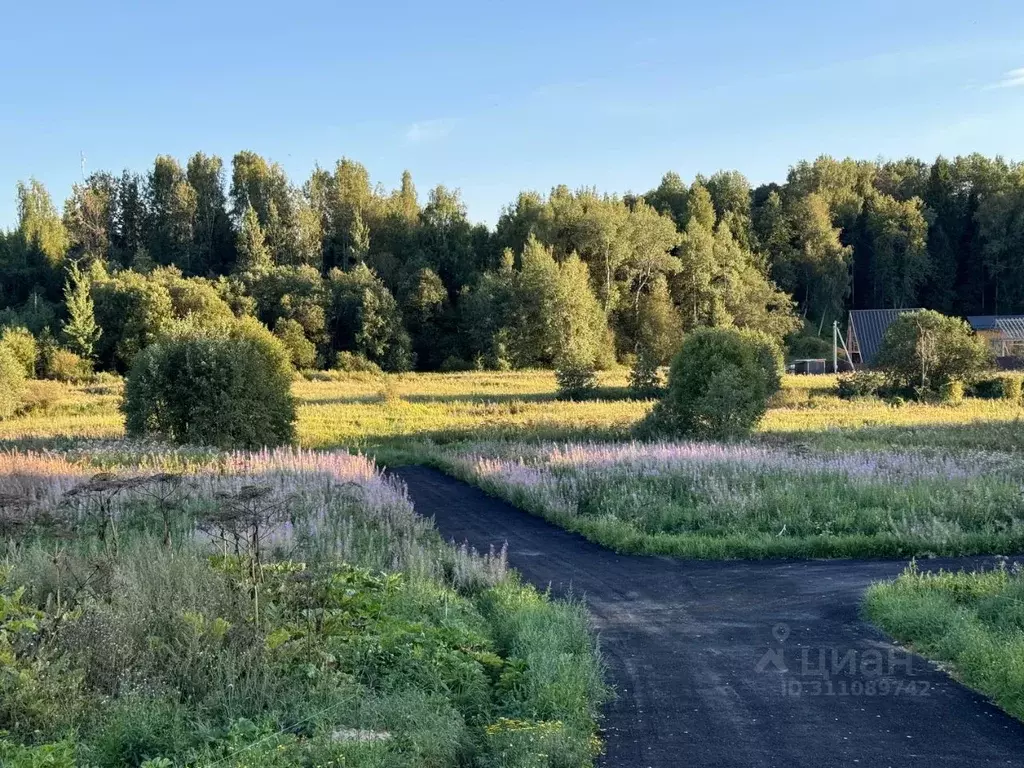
[987,67,1024,89]
[405,118,456,144]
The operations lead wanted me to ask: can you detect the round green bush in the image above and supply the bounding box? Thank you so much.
[876,310,991,393]
[939,379,965,405]
[0,344,27,420]
[0,326,38,378]
[836,370,887,399]
[42,348,93,383]
[123,320,296,448]
[1001,375,1023,404]
[274,317,318,370]
[333,351,383,375]
[646,327,782,440]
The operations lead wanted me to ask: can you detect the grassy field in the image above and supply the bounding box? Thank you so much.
[295,371,647,451]
[434,438,1024,559]
[3,368,1024,758]
[4,371,1024,561]
[0,371,648,450]
[4,371,1024,454]
[865,563,1024,722]
[0,445,605,767]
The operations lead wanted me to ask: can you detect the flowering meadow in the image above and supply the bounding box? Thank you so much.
[0,444,605,767]
[4,371,1024,560]
[439,438,1024,559]
[3,369,1024,761]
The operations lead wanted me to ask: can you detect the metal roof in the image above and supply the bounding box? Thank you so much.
[848,308,922,366]
[969,315,1024,332]
[993,317,1024,340]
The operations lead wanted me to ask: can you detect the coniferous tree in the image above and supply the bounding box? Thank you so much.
[62,263,102,359]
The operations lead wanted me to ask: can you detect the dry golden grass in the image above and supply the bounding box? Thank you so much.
[1,371,1021,454]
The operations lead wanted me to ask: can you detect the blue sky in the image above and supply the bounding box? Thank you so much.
[1,0,1022,228]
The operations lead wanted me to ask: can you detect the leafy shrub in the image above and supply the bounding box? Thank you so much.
[1,326,38,378]
[786,331,832,361]
[972,374,1023,403]
[1003,375,1024,403]
[836,370,887,399]
[439,355,474,373]
[273,317,317,370]
[0,738,77,768]
[939,379,965,405]
[644,327,782,440]
[876,310,991,393]
[86,695,194,768]
[0,344,27,420]
[19,380,67,415]
[969,376,1002,399]
[123,320,296,448]
[769,387,811,409]
[41,348,93,383]
[555,361,598,400]
[628,350,663,397]
[334,351,383,375]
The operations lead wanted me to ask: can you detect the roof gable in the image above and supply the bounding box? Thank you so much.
[848,308,922,365]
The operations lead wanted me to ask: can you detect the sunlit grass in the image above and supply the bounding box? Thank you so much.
[296,371,647,451]
[0,369,1021,464]
[2,372,1024,455]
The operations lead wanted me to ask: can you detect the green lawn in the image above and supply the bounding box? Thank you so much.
[865,563,1024,722]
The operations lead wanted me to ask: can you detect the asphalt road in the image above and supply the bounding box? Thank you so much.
[392,465,1024,768]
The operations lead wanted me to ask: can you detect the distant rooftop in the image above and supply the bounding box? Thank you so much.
[967,315,1024,331]
[848,308,921,366]
[993,317,1024,341]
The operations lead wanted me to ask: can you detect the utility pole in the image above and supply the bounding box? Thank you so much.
[833,320,838,374]
[80,151,86,180]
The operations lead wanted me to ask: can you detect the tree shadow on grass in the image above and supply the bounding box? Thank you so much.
[299,386,647,408]
[761,417,1024,453]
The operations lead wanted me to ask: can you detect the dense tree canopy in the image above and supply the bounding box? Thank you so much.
[2,150,1023,375]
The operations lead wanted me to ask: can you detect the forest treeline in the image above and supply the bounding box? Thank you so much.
[1,151,1021,375]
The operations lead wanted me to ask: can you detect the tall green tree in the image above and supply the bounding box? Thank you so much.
[326,264,411,371]
[63,173,117,265]
[864,193,930,308]
[230,151,320,268]
[704,170,753,248]
[114,171,147,267]
[419,185,477,293]
[147,156,196,268]
[62,262,101,359]
[789,193,852,330]
[236,205,272,273]
[621,201,681,316]
[644,172,689,228]
[552,254,607,396]
[506,235,560,367]
[400,266,450,369]
[674,216,720,329]
[686,181,716,231]
[9,179,70,300]
[186,152,235,274]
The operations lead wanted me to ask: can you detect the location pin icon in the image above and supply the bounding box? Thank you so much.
[772,623,790,644]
